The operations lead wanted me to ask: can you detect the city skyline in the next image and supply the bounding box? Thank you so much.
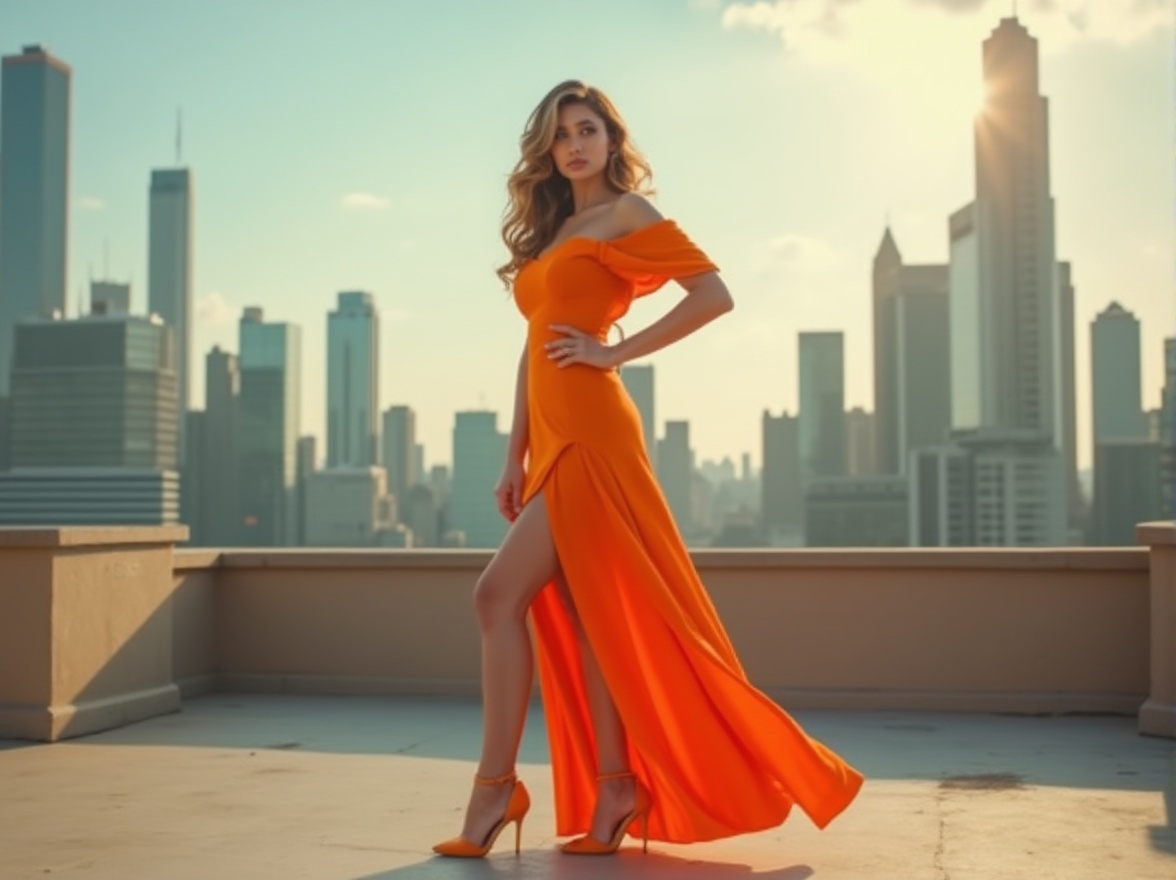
[0,1,1170,473]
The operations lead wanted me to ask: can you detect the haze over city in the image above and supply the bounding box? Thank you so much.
[1,0,1171,474]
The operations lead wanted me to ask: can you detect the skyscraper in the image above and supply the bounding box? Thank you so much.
[909,445,974,547]
[968,17,1061,441]
[382,404,417,512]
[845,407,877,477]
[199,346,240,546]
[1092,440,1162,545]
[148,168,193,460]
[327,291,379,467]
[942,16,1067,545]
[761,410,802,544]
[871,229,950,475]
[0,45,71,395]
[1056,262,1083,537]
[450,411,507,548]
[1091,302,1146,443]
[296,434,317,546]
[657,420,694,535]
[620,364,656,464]
[0,313,179,525]
[237,308,301,546]
[1161,338,1176,518]
[798,331,846,479]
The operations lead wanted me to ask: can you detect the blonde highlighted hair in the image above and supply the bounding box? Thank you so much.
[497,80,653,288]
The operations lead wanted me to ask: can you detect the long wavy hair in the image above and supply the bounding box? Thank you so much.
[497,80,654,288]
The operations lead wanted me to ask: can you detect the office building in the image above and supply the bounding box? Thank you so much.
[451,411,507,548]
[148,167,193,461]
[0,45,71,396]
[0,313,178,524]
[761,410,802,544]
[303,466,393,547]
[939,17,1070,545]
[872,229,950,475]
[657,420,694,535]
[1158,338,1175,518]
[382,404,417,512]
[1056,262,1082,537]
[621,364,656,464]
[798,331,845,479]
[188,347,241,545]
[805,476,909,547]
[846,407,877,477]
[237,307,301,546]
[909,445,974,547]
[1092,440,1163,545]
[327,291,378,467]
[1091,302,1146,443]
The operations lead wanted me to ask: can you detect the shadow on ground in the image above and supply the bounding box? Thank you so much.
[353,850,814,880]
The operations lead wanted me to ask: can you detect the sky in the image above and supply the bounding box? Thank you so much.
[2,0,1172,472]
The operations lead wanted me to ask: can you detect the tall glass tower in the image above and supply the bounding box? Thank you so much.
[0,45,71,394]
[798,331,846,479]
[238,308,302,546]
[962,17,1060,440]
[327,291,379,467]
[148,168,194,459]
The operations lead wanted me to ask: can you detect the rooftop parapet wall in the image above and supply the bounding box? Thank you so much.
[0,526,188,741]
[184,546,1151,716]
[1,528,1166,741]
[1136,520,1176,738]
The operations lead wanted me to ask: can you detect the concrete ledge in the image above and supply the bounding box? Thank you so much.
[1138,522,1175,739]
[1136,520,1176,545]
[0,525,189,548]
[202,546,1150,572]
[173,549,222,571]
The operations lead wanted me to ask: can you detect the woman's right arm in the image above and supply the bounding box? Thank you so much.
[494,343,529,522]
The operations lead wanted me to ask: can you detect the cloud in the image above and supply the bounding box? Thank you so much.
[76,196,105,211]
[195,292,239,327]
[766,232,840,268]
[341,192,391,211]
[719,0,1173,60]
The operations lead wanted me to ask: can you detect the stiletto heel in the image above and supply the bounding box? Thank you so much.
[432,771,531,858]
[560,770,652,855]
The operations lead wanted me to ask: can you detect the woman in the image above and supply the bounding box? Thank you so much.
[433,80,863,859]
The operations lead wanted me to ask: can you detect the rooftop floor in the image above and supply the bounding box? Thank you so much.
[2,694,1173,880]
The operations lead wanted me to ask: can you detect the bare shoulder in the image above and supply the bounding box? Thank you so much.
[611,192,664,236]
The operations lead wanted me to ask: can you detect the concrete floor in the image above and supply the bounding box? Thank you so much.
[1,694,1172,880]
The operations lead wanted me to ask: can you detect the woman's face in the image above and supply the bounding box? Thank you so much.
[550,101,612,182]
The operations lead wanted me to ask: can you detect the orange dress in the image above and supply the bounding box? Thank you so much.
[513,219,863,843]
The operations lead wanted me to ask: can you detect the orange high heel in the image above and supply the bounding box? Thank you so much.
[432,770,531,858]
[560,770,652,855]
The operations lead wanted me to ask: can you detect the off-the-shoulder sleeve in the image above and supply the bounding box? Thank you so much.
[598,219,718,297]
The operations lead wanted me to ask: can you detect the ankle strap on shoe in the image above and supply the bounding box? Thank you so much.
[596,770,636,782]
[474,770,517,786]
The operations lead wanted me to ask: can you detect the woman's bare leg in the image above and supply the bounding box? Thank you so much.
[457,491,561,844]
[554,576,640,842]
